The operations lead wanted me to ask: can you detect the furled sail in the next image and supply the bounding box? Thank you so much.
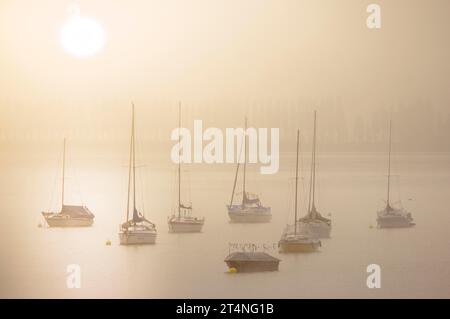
[300,206,330,223]
[243,192,261,206]
[132,207,146,223]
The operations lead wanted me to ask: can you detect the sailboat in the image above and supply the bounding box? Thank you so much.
[168,103,205,233]
[297,111,331,238]
[227,117,271,223]
[279,130,321,253]
[376,120,415,228]
[119,104,157,245]
[41,139,95,227]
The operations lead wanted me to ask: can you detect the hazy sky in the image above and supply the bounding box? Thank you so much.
[0,0,449,139]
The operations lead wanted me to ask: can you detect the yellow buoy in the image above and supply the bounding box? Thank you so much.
[228,267,237,274]
[105,240,112,246]
[369,224,374,229]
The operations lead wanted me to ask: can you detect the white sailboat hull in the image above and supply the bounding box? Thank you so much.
[119,230,157,245]
[168,220,204,233]
[227,206,272,223]
[43,214,93,227]
[297,220,331,238]
[377,213,415,228]
[377,218,415,228]
[376,207,415,228]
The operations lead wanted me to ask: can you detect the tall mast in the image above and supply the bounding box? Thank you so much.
[132,103,136,218]
[312,111,317,209]
[308,111,317,214]
[387,119,392,208]
[307,133,313,214]
[242,117,247,205]
[61,138,66,208]
[178,102,181,218]
[126,104,134,223]
[294,129,300,235]
[229,144,242,206]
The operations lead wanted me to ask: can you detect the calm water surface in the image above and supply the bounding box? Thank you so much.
[1,144,449,298]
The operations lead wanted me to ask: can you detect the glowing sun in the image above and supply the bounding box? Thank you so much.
[60,15,105,58]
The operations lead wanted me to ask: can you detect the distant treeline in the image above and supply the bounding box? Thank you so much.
[0,99,449,152]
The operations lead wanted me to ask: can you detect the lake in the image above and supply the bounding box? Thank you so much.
[1,143,449,298]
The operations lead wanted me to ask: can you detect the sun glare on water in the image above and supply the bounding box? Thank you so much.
[60,11,105,58]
